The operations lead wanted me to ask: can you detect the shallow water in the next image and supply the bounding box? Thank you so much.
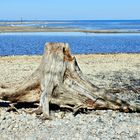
[1,20,140,31]
[0,32,140,56]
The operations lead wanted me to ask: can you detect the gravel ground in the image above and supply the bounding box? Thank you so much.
[0,54,140,140]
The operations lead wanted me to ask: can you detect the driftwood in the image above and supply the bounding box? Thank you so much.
[0,43,139,118]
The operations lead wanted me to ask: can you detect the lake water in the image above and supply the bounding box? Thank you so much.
[0,32,140,56]
[1,20,140,31]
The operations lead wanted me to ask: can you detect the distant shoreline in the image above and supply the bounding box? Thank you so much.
[0,26,140,34]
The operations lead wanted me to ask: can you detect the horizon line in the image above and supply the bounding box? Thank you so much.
[0,19,140,21]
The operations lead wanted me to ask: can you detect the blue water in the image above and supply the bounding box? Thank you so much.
[1,20,140,31]
[42,20,140,31]
[0,32,140,56]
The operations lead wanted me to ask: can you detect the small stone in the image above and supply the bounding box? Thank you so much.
[31,113,36,118]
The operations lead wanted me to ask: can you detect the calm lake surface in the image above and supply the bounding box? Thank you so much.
[1,20,140,31]
[0,32,140,56]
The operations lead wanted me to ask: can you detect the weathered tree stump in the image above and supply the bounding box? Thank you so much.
[0,43,139,118]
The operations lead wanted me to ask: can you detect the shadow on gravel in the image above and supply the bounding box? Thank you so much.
[111,71,140,89]
[15,102,38,109]
[0,102,38,109]
[0,102,64,111]
[14,103,62,111]
[0,102,10,107]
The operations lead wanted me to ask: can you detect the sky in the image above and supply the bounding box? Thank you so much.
[0,0,140,20]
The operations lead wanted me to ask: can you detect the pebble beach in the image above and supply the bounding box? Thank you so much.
[0,54,140,140]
